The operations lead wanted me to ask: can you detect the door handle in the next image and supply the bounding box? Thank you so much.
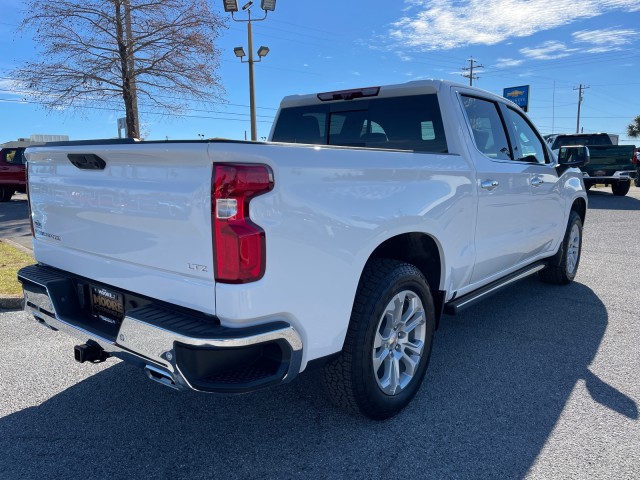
[481,179,499,191]
[531,177,544,187]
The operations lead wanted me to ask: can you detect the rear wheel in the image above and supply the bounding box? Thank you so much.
[0,187,13,202]
[634,175,640,188]
[322,259,436,420]
[539,211,582,285]
[612,181,630,196]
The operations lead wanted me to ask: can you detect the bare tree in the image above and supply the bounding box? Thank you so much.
[628,115,640,139]
[12,0,227,138]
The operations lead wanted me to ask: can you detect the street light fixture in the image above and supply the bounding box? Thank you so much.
[223,0,238,12]
[221,0,275,141]
[261,0,276,11]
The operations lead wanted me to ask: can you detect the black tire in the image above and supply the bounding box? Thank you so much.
[539,211,582,285]
[0,187,13,202]
[322,259,436,420]
[634,175,640,188]
[611,181,630,196]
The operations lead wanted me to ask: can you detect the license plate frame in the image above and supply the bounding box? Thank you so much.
[90,285,125,325]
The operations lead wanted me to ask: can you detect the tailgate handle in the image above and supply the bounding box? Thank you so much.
[67,153,106,170]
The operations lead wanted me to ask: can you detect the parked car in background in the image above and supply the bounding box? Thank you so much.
[0,147,27,202]
[546,133,637,196]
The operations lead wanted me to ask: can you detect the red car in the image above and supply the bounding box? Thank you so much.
[0,147,27,202]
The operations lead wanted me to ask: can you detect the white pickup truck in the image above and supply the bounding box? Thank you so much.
[19,80,588,419]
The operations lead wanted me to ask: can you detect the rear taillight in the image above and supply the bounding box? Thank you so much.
[212,164,274,283]
[25,161,34,237]
[633,147,638,165]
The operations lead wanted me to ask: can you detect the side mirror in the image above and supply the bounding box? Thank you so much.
[557,145,590,168]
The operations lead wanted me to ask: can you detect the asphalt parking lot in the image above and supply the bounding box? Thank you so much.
[1,187,639,479]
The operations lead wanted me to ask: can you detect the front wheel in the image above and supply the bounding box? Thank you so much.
[322,259,436,420]
[612,181,630,196]
[539,211,583,285]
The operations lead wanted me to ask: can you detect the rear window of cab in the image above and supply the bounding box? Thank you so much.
[272,94,448,154]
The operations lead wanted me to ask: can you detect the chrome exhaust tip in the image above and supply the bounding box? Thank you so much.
[144,365,180,390]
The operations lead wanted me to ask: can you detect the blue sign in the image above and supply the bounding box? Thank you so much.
[503,85,530,112]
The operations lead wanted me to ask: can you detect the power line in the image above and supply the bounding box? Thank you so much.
[0,88,276,118]
[0,78,279,111]
[0,97,274,123]
[482,50,634,78]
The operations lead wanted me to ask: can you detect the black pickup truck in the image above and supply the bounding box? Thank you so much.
[546,133,637,196]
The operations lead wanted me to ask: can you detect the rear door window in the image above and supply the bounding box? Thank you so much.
[503,108,548,164]
[460,95,512,160]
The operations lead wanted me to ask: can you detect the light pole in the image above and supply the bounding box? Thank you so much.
[223,1,275,141]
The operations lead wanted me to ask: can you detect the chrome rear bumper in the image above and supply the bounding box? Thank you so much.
[18,264,303,393]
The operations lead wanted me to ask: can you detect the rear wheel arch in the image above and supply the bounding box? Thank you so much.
[362,232,444,327]
[368,233,442,287]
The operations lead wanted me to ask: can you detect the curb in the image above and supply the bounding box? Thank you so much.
[0,238,32,311]
[0,295,23,310]
[2,237,33,253]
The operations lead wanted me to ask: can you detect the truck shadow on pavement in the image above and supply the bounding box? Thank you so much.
[587,189,640,211]
[0,278,634,478]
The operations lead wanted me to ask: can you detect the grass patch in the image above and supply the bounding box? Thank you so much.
[0,242,33,296]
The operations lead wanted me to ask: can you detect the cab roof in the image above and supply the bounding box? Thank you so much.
[278,79,505,109]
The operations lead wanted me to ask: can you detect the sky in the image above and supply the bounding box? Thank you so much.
[1,0,639,144]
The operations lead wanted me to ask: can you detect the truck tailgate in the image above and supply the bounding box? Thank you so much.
[586,145,635,173]
[25,142,217,314]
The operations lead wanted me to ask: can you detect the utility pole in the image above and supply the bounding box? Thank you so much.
[574,84,589,134]
[462,57,483,86]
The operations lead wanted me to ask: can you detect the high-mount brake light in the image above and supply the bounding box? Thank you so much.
[212,164,274,283]
[317,87,380,102]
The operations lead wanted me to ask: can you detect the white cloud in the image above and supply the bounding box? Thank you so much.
[572,28,639,53]
[395,51,413,62]
[495,58,524,68]
[517,28,639,61]
[520,41,578,60]
[388,0,640,50]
